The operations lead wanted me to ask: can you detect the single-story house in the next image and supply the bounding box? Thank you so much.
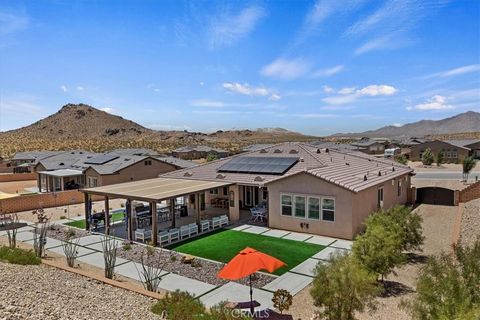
[410,140,471,162]
[82,142,413,240]
[351,139,387,155]
[172,145,229,160]
[10,151,60,173]
[34,149,195,192]
[449,140,480,159]
[240,144,274,153]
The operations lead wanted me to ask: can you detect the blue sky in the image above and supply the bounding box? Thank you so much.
[0,0,479,135]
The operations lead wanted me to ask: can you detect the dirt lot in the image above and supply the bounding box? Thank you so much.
[288,204,458,320]
[0,180,37,194]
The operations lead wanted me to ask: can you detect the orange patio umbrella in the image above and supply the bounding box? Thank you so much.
[218,247,286,313]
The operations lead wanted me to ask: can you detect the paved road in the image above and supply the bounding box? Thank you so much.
[414,171,480,181]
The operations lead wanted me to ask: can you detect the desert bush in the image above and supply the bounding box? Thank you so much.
[101,234,118,279]
[6,214,19,248]
[151,290,205,319]
[122,242,132,251]
[436,151,443,166]
[395,155,408,165]
[0,246,41,265]
[137,247,168,292]
[62,238,80,268]
[272,289,293,314]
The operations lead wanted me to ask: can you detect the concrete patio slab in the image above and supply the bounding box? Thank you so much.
[312,246,348,261]
[77,252,129,269]
[241,226,270,235]
[84,238,124,252]
[45,237,65,249]
[290,258,322,277]
[157,273,216,298]
[15,231,34,242]
[330,239,353,250]
[306,235,337,246]
[73,235,105,246]
[47,243,97,257]
[231,225,252,231]
[263,272,313,295]
[200,282,273,309]
[282,232,312,242]
[115,261,168,282]
[261,229,290,238]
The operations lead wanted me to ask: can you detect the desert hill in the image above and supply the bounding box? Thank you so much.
[0,103,318,157]
[332,111,480,138]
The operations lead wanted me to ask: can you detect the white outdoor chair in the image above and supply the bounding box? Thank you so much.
[211,217,221,229]
[134,229,152,243]
[180,225,190,239]
[169,228,179,242]
[200,220,210,233]
[219,215,229,227]
[189,223,198,236]
[158,230,170,245]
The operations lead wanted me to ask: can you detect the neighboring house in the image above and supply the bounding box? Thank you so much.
[410,140,471,162]
[172,145,229,160]
[351,139,386,155]
[10,151,59,173]
[159,142,413,239]
[33,149,193,193]
[240,144,274,153]
[449,140,480,159]
[311,141,359,153]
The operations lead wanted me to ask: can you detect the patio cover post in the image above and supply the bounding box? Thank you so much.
[104,196,110,235]
[151,201,158,245]
[170,198,176,228]
[195,192,201,226]
[126,199,133,242]
[84,193,90,231]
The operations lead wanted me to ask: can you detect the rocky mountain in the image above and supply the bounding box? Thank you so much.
[332,111,480,138]
[0,103,317,157]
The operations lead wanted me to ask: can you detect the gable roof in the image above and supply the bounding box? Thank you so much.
[162,142,413,193]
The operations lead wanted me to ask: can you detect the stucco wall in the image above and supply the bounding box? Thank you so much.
[267,172,355,239]
[0,172,37,182]
[410,141,470,162]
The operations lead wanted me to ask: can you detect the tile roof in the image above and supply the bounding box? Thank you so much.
[154,156,197,169]
[162,142,413,193]
[444,140,479,149]
[173,145,229,153]
[240,144,275,152]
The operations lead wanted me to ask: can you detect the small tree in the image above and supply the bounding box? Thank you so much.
[136,247,169,292]
[395,155,408,165]
[353,222,405,281]
[402,239,480,319]
[32,209,49,258]
[62,238,80,268]
[6,213,19,249]
[462,156,477,182]
[436,151,444,166]
[310,252,381,320]
[206,154,218,162]
[101,234,118,279]
[421,148,434,166]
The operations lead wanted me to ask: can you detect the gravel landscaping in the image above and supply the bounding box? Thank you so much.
[0,261,159,320]
[46,225,89,242]
[117,243,275,288]
[460,198,480,247]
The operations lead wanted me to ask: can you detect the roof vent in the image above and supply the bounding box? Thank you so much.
[216,173,226,179]
[392,167,395,172]
[59,162,64,166]
[124,158,130,161]
[71,152,74,154]
[364,175,368,181]
[254,176,265,182]
[259,149,267,153]
[184,171,193,177]
[346,162,350,166]
[325,148,329,153]
[378,171,382,176]
[316,149,321,154]
[299,157,304,162]
[289,149,298,154]
[273,149,282,153]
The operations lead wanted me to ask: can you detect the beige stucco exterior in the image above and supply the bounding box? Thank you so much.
[266,172,411,240]
[410,140,470,162]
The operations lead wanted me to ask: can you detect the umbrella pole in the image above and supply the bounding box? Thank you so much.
[250,274,254,314]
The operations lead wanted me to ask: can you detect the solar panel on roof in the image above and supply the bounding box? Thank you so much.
[218,156,299,175]
[84,154,119,165]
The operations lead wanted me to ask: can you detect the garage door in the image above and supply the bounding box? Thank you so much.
[416,187,455,206]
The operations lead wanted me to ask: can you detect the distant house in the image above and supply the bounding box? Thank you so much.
[172,145,229,160]
[410,140,471,162]
[32,149,195,193]
[351,139,386,155]
[240,144,274,153]
[463,140,480,159]
[311,141,358,153]
[11,151,60,173]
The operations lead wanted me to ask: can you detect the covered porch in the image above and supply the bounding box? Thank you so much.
[38,169,85,193]
[82,177,260,246]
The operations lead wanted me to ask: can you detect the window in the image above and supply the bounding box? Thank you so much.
[308,197,320,220]
[223,187,228,196]
[322,198,335,221]
[281,194,292,216]
[397,180,402,196]
[144,160,152,166]
[209,188,219,195]
[377,187,384,209]
[294,196,306,218]
[87,177,98,188]
[452,150,458,158]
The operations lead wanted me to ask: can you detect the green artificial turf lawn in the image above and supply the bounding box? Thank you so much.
[167,230,325,275]
[64,211,124,229]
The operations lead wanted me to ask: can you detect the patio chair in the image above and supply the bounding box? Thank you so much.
[158,230,170,245]
[180,225,190,239]
[211,216,221,229]
[169,228,179,242]
[200,220,210,233]
[134,229,152,242]
[188,223,198,236]
[219,214,229,227]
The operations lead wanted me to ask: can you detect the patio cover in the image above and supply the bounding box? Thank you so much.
[37,169,84,177]
[81,177,233,202]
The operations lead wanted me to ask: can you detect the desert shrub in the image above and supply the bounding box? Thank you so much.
[0,246,41,265]
[137,246,168,292]
[122,243,132,251]
[101,234,118,279]
[436,151,443,166]
[206,154,217,162]
[151,290,206,319]
[62,238,80,268]
[272,289,293,314]
[395,155,408,165]
[59,215,67,220]
[6,213,19,248]
[421,148,434,166]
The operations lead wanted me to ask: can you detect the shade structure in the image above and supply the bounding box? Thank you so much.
[218,247,285,314]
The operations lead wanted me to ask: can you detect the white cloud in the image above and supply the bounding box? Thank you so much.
[60,85,68,92]
[322,84,397,104]
[222,82,281,100]
[322,86,335,94]
[436,64,480,78]
[0,11,29,35]
[311,65,345,78]
[354,35,394,55]
[260,58,310,80]
[199,82,205,86]
[208,6,265,48]
[413,95,454,111]
[100,107,117,114]
[76,86,84,91]
[190,99,227,108]
[392,123,402,127]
